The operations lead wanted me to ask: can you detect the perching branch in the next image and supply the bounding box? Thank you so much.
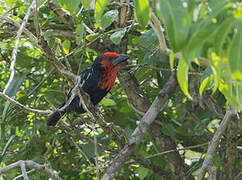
[0,160,62,180]
[198,106,234,180]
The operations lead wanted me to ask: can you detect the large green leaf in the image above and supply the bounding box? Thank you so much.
[162,122,176,136]
[199,75,213,96]
[228,22,242,80]
[76,23,84,45]
[208,52,221,94]
[134,0,150,29]
[5,74,25,97]
[182,1,227,62]
[157,0,191,52]
[139,29,158,48]
[16,52,33,70]
[177,56,192,99]
[110,28,126,45]
[95,0,112,26]
[214,17,236,56]
[42,90,65,107]
[101,10,119,30]
[57,0,81,13]
[137,167,149,180]
[82,0,92,9]
[236,82,242,111]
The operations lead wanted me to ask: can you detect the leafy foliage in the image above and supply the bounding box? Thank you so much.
[0,0,241,179]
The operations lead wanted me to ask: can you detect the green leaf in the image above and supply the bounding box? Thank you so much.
[5,74,25,97]
[58,0,81,13]
[169,51,175,71]
[82,0,92,9]
[144,51,168,65]
[42,90,65,107]
[207,51,222,94]
[182,2,227,62]
[199,75,213,96]
[228,22,242,80]
[235,82,242,111]
[95,0,112,26]
[1,101,10,123]
[76,23,84,45]
[177,56,192,99]
[101,10,119,30]
[134,0,150,29]
[15,126,20,137]
[62,40,71,54]
[137,167,149,180]
[100,98,116,106]
[162,122,176,136]
[182,23,216,62]
[157,0,191,52]
[139,29,158,48]
[110,28,126,45]
[38,0,47,7]
[214,17,236,56]
[16,52,33,70]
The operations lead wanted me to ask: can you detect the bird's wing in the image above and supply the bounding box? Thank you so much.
[79,67,92,87]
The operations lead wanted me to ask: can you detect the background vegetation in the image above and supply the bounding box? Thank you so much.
[0,0,241,179]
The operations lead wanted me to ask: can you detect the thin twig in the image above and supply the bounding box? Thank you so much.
[60,120,118,152]
[79,166,108,175]
[70,136,92,165]
[3,0,35,94]
[57,42,72,72]
[146,142,209,159]
[0,92,51,114]
[125,64,202,75]
[93,123,100,180]
[19,160,28,180]
[13,169,35,180]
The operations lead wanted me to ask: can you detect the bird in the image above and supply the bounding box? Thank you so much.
[46,52,129,126]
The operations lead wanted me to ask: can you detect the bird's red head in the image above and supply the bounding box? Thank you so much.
[95,52,129,90]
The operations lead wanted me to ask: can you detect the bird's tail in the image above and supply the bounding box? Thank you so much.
[46,110,65,126]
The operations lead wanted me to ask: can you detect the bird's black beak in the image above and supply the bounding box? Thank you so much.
[111,54,129,66]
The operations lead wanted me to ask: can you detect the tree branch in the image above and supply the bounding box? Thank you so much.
[101,73,177,180]
[45,1,75,30]
[0,160,62,180]
[198,106,234,180]
[0,92,51,114]
[3,0,35,94]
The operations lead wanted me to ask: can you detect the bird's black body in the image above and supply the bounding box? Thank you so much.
[47,52,129,126]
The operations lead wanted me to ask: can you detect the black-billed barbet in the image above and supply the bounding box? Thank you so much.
[46,52,129,126]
